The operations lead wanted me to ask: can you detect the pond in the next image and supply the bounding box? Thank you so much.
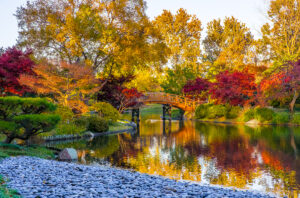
[49,111,300,197]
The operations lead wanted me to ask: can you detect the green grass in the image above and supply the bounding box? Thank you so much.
[0,143,55,160]
[140,104,163,117]
[109,122,131,131]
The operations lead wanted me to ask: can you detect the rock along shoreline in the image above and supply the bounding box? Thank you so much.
[0,156,276,198]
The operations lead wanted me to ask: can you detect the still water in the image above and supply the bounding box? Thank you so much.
[51,114,300,197]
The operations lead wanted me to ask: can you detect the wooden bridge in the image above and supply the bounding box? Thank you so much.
[137,92,205,112]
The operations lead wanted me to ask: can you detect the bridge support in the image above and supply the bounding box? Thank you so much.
[131,108,140,122]
[162,104,172,121]
[179,109,185,120]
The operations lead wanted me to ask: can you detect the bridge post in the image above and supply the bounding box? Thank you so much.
[131,108,140,122]
[162,104,171,121]
[179,109,185,120]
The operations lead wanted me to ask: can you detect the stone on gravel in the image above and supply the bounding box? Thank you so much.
[58,148,78,161]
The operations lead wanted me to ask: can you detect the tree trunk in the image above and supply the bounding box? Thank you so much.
[289,90,299,113]
[4,136,14,144]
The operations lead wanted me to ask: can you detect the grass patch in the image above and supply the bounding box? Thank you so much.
[0,143,55,160]
[140,104,162,117]
[109,122,131,131]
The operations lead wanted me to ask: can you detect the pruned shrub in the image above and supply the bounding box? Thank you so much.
[207,105,227,119]
[0,97,60,143]
[87,116,109,133]
[0,96,56,120]
[254,107,275,122]
[89,102,119,123]
[272,112,289,124]
[225,106,241,119]
[195,104,212,119]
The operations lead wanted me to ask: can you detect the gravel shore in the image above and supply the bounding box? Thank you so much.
[0,156,275,198]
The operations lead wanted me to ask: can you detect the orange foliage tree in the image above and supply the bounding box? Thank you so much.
[19,61,99,113]
[260,59,300,112]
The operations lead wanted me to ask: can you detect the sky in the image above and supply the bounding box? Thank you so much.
[0,0,270,48]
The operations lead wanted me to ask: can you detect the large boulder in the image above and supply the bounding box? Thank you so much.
[58,148,78,161]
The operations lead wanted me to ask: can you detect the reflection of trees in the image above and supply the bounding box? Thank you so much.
[208,139,257,174]
[87,135,120,159]
[195,123,257,174]
[245,125,300,156]
[245,125,300,188]
[53,120,300,196]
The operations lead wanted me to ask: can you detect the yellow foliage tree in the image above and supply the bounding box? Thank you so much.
[203,17,254,78]
[16,0,168,80]
[258,0,300,69]
[153,8,202,74]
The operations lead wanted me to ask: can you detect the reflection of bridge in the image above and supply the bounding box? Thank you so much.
[131,92,205,121]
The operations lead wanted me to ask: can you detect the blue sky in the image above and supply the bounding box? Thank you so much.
[0,0,270,48]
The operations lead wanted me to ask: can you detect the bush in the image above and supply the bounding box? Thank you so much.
[207,105,227,119]
[225,106,241,119]
[89,102,119,123]
[87,116,109,133]
[242,109,255,122]
[291,114,300,125]
[74,116,89,128]
[195,104,212,119]
[254,107,275,122]
[54,105,75,123]
[0,97,60,143]
[272,112,290,124]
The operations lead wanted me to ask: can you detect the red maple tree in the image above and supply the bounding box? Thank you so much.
[114,88,143,112]
[210,70,257,106]
[0,48,35,96]
[182,77,212,100]
[97,75,143,112]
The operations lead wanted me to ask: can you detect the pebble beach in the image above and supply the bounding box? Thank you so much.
[0,156,276,198]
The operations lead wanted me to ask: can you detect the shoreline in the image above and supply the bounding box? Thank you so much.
[0,156,275,198]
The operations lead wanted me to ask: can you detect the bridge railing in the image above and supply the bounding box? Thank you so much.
[138,92,205,111]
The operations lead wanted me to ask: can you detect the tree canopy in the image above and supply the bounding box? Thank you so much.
[16,0,168,77]
[153,8,202,74]
[203,17,254,77]
[259,0,300,68]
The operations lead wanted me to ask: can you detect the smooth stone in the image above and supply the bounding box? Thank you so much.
[58,148,78,161]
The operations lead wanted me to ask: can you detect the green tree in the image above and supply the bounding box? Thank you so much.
[203,17,254,77]
[259,0,300,68]
[161,66,196,95]
[153,8,202,74]
[0,97,60,143]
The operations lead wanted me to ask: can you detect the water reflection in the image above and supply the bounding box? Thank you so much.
[53,118,300,197]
